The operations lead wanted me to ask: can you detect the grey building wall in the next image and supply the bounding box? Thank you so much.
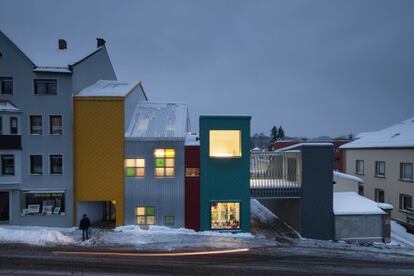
[124,140,185,227]
[335,214,385,242]
[124,86,147,131]
[0,32,117,227]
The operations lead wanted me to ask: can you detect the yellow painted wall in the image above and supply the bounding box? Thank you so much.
[74,97,124,226]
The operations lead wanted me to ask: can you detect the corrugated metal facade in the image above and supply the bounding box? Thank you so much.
[124,140,185,227]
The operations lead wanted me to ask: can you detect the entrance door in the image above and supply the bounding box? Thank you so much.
[0,192,9,222]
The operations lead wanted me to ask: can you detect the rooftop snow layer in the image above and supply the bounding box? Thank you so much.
[125,102,188,139]
[0,100,20,112]
[1,30,103,72]
[76,80,140,97]
[334,192,386,215]
[333,171,363,183]
[341,117,414,149]
[185,133,200,146]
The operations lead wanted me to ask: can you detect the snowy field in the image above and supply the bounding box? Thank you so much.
[1,200,414,255]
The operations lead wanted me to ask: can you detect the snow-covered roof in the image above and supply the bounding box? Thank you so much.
[125,102,188,139]
[185,133,200,146]
[0,100,20,112]
[341,117,414,149]
[333,171,363,183]
[1,30,104,73]
[76,80,140,97]
[334,192,386,215]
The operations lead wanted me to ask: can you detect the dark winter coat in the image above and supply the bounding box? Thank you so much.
[79,217,90,230]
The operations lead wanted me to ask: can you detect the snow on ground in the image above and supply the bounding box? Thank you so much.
[390,220,414,248]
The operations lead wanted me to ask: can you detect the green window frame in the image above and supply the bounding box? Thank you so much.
[136,206,155,225]
[164,215,175,225]
[154,149,175,177]
[125,158,145,177]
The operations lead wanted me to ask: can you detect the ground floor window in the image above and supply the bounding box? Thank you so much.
[164,215,175,225]
[21,192,65,216]
[211,202,240,230]
[136,206,155,225]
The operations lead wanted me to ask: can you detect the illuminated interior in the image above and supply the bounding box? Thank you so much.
[154,149,175,177]
[136,206,155,225]
[211,202,240,230]
[209,130,241,158]
[125,158,145,177]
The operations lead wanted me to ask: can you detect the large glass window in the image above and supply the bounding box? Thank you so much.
[30,115,42,135]
[400,163,413,182]
[49,115,62,135]
[34,79,57,95]
[356,160,364,175]
[154,149,175,177]
[136,206,155,225]
[1,155,14,175]
[400,194,413,211]
[21,192,65,216]
[375,161,385,177]
[30,155,43,175]
[125,158,145,177]
[211,202,240,230]
[209,130,241,158]
[50,155,63,175]
[0,77,13,95]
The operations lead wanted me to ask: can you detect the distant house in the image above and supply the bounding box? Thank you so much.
[341,117,414,223]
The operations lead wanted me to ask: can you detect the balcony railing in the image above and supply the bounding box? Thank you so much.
[250,151,301,198]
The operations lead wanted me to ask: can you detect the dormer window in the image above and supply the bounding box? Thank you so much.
[34,79,57,95]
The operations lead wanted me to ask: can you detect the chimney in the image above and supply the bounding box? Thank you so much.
[58,39,67,50]
[97,38,106,48]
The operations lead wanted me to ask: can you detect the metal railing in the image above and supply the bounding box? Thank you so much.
[250,151,301,198]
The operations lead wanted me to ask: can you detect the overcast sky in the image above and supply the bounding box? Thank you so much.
[1,0,413,137]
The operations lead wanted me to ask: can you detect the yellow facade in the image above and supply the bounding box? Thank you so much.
[74,97,125,226]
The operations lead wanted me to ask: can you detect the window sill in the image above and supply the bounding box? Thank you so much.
[29,173,43,176]
[399,179,414,183]
[399,209,413,214]
[355,172,364,176]
[49,134,63,136]
[50,173,63,176]
[21,214,66,217]
[374,175,386,179]
[30,134,42,136]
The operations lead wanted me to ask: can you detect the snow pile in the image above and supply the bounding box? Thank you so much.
[333,171,363,183]
[251,199,278,223]
[391,221,414,248]
[377,203,393,210]
[0,226,75,246]
[334,192,386,215]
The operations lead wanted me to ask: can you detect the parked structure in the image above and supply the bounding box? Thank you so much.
[341,117,414,223]
[0,30,116,227]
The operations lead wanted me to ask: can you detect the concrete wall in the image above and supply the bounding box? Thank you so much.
[124,140,185,227]
[344,149,414,221]
[333,177,359,193]
[77,201,105,224]
[335,214,385,242]
[258,198,301,232]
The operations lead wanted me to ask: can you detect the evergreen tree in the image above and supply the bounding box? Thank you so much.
[278,126,285,140]
[271,126,278,142]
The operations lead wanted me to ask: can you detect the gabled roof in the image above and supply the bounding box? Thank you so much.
[341,117,414,149]
[75,80,141,97]
[0,100,20,112]
[125,102,189,139]
[0,30,104,73]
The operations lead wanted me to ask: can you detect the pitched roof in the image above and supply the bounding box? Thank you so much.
[125,102,189,139]
[341,117,414,149]
[0,100,20,112]
[75,80,141,97]
[0,30,104,73]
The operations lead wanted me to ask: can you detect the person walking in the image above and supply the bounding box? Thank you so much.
[79,214,91,241]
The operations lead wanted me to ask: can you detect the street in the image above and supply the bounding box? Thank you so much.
[1,244,414,275]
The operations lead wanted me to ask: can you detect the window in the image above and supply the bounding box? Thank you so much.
[375,161,385,177]
[125,158,145,177]
[10,117,17,134]
[0,77,13,95]
[164,215,175,225]
[0,116,2,135]
[49,115,62,135]
[34,79,57,95]
[211,202,240,230]
[1,155,14,175]
[136,207,155,225]
[154,149,175,177]
[287,157,297,182]
[358,183,364,196]
[400,163,413,182]
[185,168,200,177]
[21,192,65,216]
[50,155,62,175]
[400,194,413,211]
[356,160,364,175]
[375,188,385,203]
[30,155,42,175]
[29,115,42,135]
[209,130,241,158]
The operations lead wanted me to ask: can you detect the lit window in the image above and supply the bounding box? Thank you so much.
[154,149,175,177]
[211,202,240,230]
[185,168,200,177]
[164,215,175,225]
[21,191,65,216]
[209,130,241,158]
[136,206,155,225]
[125,158,145,177]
